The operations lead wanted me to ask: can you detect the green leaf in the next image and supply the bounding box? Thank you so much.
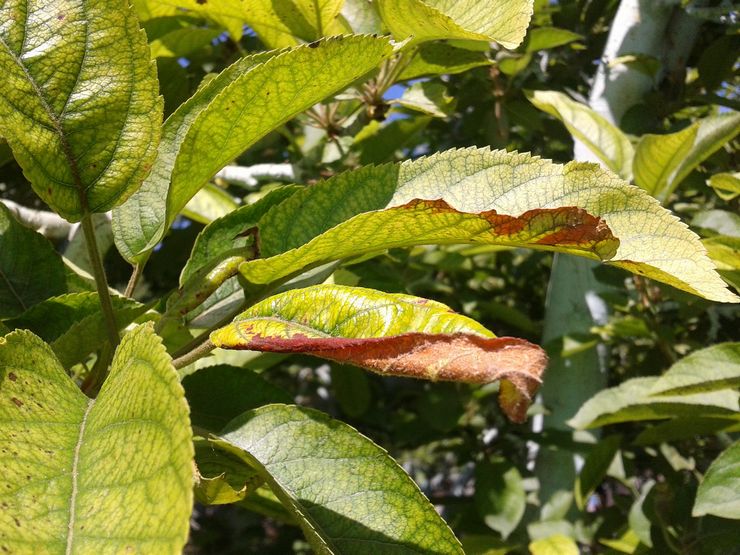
[529,534,579,555]
[0,0,162,221]
[527,90,634,180]
[211,284,547,422]
[0,204,67,318]
[708,172,740,201]
[703,236,740,270]
[649,343,740,396]
[238,147,737,303]
[475,459,526,539]
[667,112,740,201]
[353,117,432,164]
[149,27,222,58]
[398,42,493,80]
[182,183,239,225]
[396,81,455,118]
[135,0,246,40]
[241,0,347,48]
[113,35,394,263]
[568,377,739,429]
[216,404,465,554]
[0,324,193,553]
[524,27,582,52]
[340,0,383,35]
[183,364,292,431]
[634,416,740,446]
[194,437,262,505]
[574,435,621,510]
[332,364,373,418]
[376,0,534,49]
[181,186,300,285]
[693,441,740,519]
[5,292,148,367]
[633,124,698,197]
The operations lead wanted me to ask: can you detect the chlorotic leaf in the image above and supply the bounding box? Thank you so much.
[667,112,740,201]
[649,343,740,396]
[529,535,579,555]
[0,324,193,553]
[211,284,547,422]
[398,42,493,81]
[0,204,67,318]
[708,172,740,201]
[0,0,162,221]
[194,437,262,505]
[216,404,465,554]
[238,148,737,303]
[693,441,740,519]
[527,90,634,179]
[568,377,739,429]
[396,81,455,118]
[633,123,698,197]
[136,0,246,40]
[377,0,534,49]
[240,0,347,48]
[113,35,394,263]
[182,183,239,225]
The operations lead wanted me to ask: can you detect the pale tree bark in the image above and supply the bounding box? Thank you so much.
[534,0,702,510]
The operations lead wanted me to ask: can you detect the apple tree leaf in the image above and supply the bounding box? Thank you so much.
[0,324,193,553]
[0,0,162,220]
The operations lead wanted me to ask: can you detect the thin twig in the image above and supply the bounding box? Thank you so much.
[172,339,216,370]
[124,263,143,298]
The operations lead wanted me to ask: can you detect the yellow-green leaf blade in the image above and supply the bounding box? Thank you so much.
[239,147,737,303]
[0,325,193,553]
[568,377,739,430]
[649,342,740,396]
[211,284,547,422]
[527,90,634,179]
[113,35,394,263]
[217,404,465,554]
[377,0,534,49]
[633,123,698,196]
[242,198,618,285]
[0,0,162,221]
[708,172,740,201]
[693,441,740,519]
[241,0,346,48]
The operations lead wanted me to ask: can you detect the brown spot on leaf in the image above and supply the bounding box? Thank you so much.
[11,397,23,407]
[214,329,547,423]
[400,199,618,261]
[196,0,207,4]
[7,372,16,381]
[308,40,320,48]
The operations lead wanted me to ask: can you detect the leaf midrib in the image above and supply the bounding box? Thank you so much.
[66,399,94,555]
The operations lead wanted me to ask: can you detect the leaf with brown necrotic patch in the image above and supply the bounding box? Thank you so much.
[210,285,547,422]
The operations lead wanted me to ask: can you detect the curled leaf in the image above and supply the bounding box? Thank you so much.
[211,285,547,422]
